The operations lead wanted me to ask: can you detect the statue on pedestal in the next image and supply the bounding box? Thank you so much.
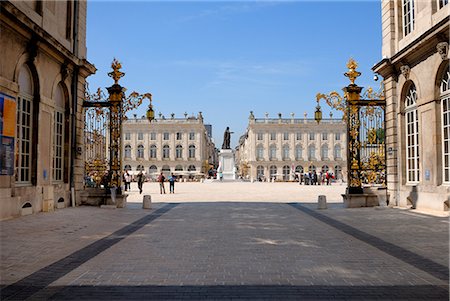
[221,127,233,149]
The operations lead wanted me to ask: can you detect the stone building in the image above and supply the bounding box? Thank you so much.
[122,113,217,179]
[236,112,347,182]
[373,0,449,211]
[0,1,95,219]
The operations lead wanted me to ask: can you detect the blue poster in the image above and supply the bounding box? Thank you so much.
[0,135,14,175]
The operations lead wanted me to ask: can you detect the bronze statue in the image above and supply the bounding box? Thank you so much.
[222,127,233,149]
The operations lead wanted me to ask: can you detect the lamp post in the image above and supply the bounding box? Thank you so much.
[314,101,322,124]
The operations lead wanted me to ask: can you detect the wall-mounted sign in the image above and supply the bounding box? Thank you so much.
[0,92,16,176]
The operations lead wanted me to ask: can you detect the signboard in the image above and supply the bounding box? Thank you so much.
[0,92,16,175]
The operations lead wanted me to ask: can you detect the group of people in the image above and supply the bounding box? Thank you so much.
[122,170,177,194]
[299,170,334,185]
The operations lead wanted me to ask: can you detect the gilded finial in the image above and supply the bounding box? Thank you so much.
[108,58,125,84]
[344,58,361,85]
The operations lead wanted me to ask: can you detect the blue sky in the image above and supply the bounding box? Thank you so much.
[86,1,382,148]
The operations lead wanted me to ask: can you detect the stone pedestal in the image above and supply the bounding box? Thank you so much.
[218,149,236,180]
[318,195,327,209]
[143,195,152,209]
[342,193,379,208]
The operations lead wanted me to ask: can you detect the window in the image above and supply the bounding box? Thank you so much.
[66,1,72,39]
[334,165,342,179]
[308,165,316,172]
[270,133,276,140]
[137,165,144,171]
[269,145,277,160]
[138,132,143,140]
[149,145,157,159]
[257,133,263,140]
[163,145,170,159]
[137,145,144,158]
[295,165,303,174]
[402,0,415,36]
[189,132,195,140]
[125,145,131,158]
[188,165,196,171]
[309,132,315,140]
[283,132,289,140]
[176,132,183,140]
[282,165,290,181]
[175,165,183,171]
[322,133,328,140]
[149,165,157,174]
[439,0,448,9]
[441,70,450,183]
[321,145,328,160]
[124,165,131,171]
[125,132,130,140]
[269,165,277,178]
[163,132,169,140]
[189,145,196,158]
[322,165,329,173]
[405,84,419,183]
[296,132,302,140]
[256,145,264,160]
[16,65,34,184]
[308,145,316,160]
[334,145,342,159]
[295,145,303,160]
[256,166,264,178]
[335,133,341,140]
[282,145,290,160]
[150,132,156,140]
[53,84,65,182]
[176,145,183,159]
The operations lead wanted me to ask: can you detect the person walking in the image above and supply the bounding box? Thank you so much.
[158,172,166,194]
[124,171,131,191]
[168,173,176,194]
[136,170,144,194]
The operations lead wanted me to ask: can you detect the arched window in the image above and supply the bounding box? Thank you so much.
[256,144,264,160]
[269,165,277,178]
[442,69,450,183]
[124,165,131,171]
[405,84,419,183]
[334,165,342,179]
[282,145,290,160]
[176,145,183,159]
[308,145,316,160]
[188,165,196,171]
[309,165,316,172]
[322,165,329,173]
[282,165,290,181]
[189,144,196,159]
[295,145,303,160]
[149,165,157,174]
[124,145,131,158]
[295,165,303,174]
[149,144,157,159]
[136,165,144,171]
[334,144,341,159]
[162,165,171,175]
[137,144,144,159]
[175,165,183,171]
[256,165,264,179]
[321,145,328,160]
[53,83,66,182]
[163,145,170,159]
[269,144,277,160]
[16,65,34,184]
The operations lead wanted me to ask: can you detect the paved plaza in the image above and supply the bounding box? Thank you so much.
[1,182,449,300]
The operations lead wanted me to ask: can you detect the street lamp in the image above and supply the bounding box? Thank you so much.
[314,101,322,124]
[146,93,155,122]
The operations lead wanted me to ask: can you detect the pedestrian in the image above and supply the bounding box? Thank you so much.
[124,171,131,191]
[168,173,176,193]
[158,172,166,194]
[137,170,144,194]
[218,171,223,181]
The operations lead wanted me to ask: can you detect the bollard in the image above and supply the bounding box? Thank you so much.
[317,195,327,209]
[143,195,152,209]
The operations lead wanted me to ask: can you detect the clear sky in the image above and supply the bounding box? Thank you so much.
[86,0,382,148]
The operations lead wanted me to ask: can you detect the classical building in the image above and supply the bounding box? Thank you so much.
[122,112,217,179]
[0,1,95,219]
[373,0,449,211]
[236,112,347,181]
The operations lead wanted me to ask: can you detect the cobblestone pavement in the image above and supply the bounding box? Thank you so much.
[1,185,449,300]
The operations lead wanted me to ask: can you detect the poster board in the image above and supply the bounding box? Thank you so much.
[0,92,16,176]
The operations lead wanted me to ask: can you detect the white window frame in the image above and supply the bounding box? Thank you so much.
[53,110,64,181]
[124,145,131,158]
[405,85,420,184]
[125,132,131,140]
[402,0,415,36]
[150,132,156,140]
[270,132,276,141]
[163,132,170,140]
[257,133,263,141]
[256,145,264,160]
[439,0,448,9]
[295,146,303,160]
[16,95,33,184]
[176,132,182,140]
[296,132,302,140]
[441,70,450,184]
[269,145,277,160]
[138,132,143,140]
[162,145,170,159]
[322,133,328,140]
[137,145,144,159]
[283,132,289,141]
[335,133,341,140]
[282,145,290,160]
[321,145,328,160]
[189,144,196,159]
[189,132,195,140]
[176,145,183,159]
[149,145,157,159]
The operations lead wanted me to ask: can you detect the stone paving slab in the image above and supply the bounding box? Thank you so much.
[0,184,449,300]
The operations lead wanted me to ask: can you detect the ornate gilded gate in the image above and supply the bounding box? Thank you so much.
[317,59,386,194]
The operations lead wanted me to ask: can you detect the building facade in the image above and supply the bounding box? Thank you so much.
[373,0,449,211]
[236,112,347,182]
[0,1,95,219]
[122,113,217,179]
